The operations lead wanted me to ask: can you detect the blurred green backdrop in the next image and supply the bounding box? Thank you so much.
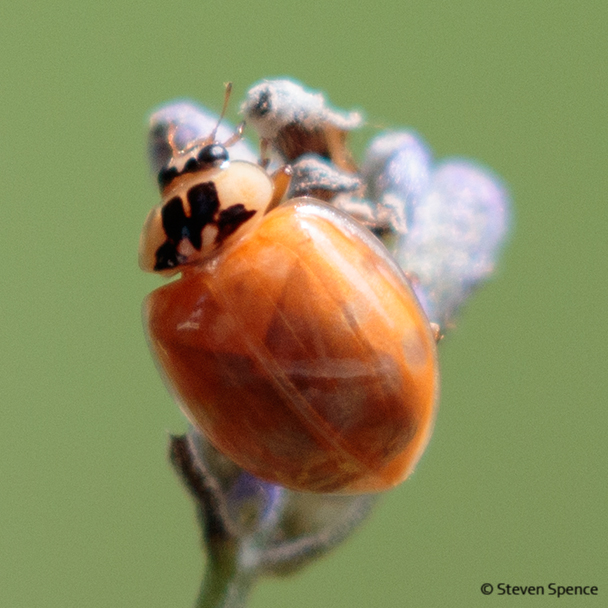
[1,1,606,607]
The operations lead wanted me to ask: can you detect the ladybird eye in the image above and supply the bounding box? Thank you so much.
[157,166,179,190]
[197,144,229,166]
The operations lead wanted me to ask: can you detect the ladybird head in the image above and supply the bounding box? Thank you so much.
[140,84,276,275]
[152,83,242,194]
[156,141,230,191]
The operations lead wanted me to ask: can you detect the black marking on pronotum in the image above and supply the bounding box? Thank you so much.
[154,184,219,271]
[153,183,257,271]
[161,197,189,242]
[186,182,221,250]
[154,196,190,271]
[216,204,257,244]
[154,241,187,270]
[157,144,230,190]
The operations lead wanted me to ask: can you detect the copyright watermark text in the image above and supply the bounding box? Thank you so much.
[480,583,599,598]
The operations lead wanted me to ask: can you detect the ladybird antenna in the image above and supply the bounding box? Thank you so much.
[222,121,245,148]
[209,82,233,143]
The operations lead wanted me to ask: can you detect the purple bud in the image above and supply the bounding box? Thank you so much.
[361,131,432,233]
[397,161,510,325]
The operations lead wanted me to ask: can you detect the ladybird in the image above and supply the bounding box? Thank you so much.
[140,102,439,494]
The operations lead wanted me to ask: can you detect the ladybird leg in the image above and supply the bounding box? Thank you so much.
[265,165,293,213]
[222,121,246,148]
[429,322,443,343]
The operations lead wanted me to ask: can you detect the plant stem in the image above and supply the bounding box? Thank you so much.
[196,542,255,608]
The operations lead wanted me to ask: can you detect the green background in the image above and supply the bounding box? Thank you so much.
[1,1,606,607]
